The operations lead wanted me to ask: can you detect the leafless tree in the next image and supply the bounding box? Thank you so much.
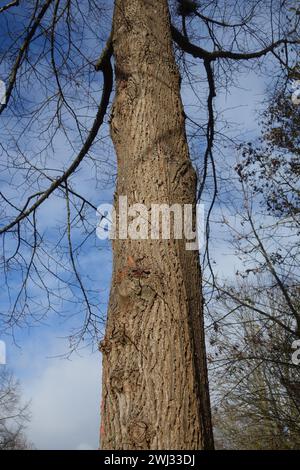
[0,367,32,450]
[207,80,300,448]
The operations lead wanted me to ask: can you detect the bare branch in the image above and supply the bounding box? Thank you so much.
[0,0,54,115]
[0,43,113,235]
[171,24,299,61]
[0,0,19,14]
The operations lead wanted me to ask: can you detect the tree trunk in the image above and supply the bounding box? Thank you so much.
[100,0,214,450]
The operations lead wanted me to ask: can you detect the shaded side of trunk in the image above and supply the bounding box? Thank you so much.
[100,0,214,450]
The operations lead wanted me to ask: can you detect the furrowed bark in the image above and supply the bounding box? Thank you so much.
[100,0,214,450]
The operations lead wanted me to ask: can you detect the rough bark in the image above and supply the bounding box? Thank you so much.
[100,0,214,450]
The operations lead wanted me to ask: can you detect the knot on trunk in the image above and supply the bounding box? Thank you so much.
[127,419,153,449]
[116,260,151,300]
[112,327,128,346]
[110,368,141,394]
[99,327,129,354]
[99,338,112,354]
[110,369,124,393]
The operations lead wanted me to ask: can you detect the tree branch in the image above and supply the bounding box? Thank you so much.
[171,24,299,61]
[0,42,113,235]
[0,0,54,115]
[0,0,19,14]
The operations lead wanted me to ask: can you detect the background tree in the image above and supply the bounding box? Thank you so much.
[209,77,300,449]
[0,367,32,450]
[211,290,300,449]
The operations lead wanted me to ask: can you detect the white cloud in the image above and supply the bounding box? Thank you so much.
[23,350,101,450]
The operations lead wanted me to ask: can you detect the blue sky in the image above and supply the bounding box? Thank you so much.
[0,0,294,449]
[0,0,115,448]
[1,66,265,450]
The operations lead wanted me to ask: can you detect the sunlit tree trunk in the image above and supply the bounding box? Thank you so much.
[100,0,214,450]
